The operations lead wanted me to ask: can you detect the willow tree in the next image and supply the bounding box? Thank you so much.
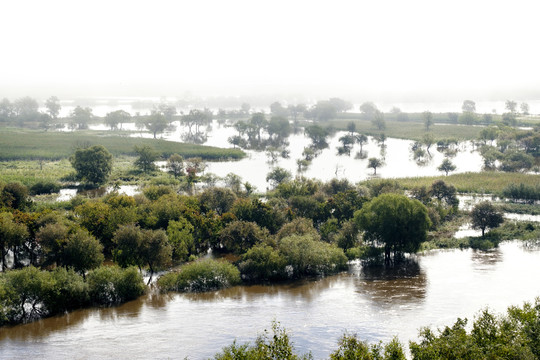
[354,193,431,264]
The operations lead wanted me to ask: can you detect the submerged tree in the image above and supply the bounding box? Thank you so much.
[470,201,504,237]
[134,145,159,173]
[70,106,93,130]
[166,153,184,178]
[367,157,383,175]
[105,109,131,130]
[70,145,113,186]
[437,158,456,176]
[145,112,168,138]
[354,193,431,264]
[113,225,172,284]
[266,167,292,189]
[462,100,476,113]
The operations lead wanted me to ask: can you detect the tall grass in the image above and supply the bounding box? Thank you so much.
[0,128,245,161]
[0,159,74,186]
[388,172,540,194]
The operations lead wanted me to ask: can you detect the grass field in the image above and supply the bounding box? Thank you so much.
[326,117,484,141]
[390,172,540,194]
[0,159,74,186]
[0,128,245,161]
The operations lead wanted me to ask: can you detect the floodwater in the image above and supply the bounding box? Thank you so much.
[56,185,139,202]
[56,119,484,193]
[2,241,540,359]
[123,120,483,191]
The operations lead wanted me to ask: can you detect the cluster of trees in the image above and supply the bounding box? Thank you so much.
[303,98,352,121]
[229,112,293,151]
[458,99,531,126]
[0,175,458,283]
[213,298,540,359]
[477,123,539,172]
[1,159,513,327]
[502,183,540,203]
[178,108,213,143]
[0,266,145,325]
[68,144,209,196]
[0,96,60,129]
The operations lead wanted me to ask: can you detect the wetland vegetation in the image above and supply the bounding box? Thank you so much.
[1,95,539,358]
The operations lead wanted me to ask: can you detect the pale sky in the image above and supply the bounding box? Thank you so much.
[1,0,539,101]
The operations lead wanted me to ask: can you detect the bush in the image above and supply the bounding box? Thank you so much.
[157,259,241,292]
[214,321,309,360]
[279,234,348,277]
[143,185,174,200]
[345,246,384,261]
[238,244,286,281]
[410,299,540,359]
[86,266,146,305]
[502,183,540,203]
[0,267,91,325]
[29,181,61,195]
[468,238,498,250]
[43,267,89,314]
[330,334,405,360]
[0,266,50,324]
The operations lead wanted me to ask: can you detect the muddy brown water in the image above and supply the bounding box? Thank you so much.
[2,241,540,359]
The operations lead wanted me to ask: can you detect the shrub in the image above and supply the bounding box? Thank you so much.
[410,300,540,359]
[86,266,146,305]
[214,321,309,360]
[502,183,540,203]
[329,333,407,360]
[279,234,348,277]
[238,244,286,281]
[143,185,174,201]
[43,267,89,314]
[29,181,61,195]
[157,259,241,292]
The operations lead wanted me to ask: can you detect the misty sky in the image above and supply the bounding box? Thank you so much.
[2,0,539,101]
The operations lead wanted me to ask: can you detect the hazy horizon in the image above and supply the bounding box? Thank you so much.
[2,0,539,104]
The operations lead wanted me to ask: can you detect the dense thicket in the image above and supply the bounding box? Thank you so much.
[0,266,145,326]
[0,176,469,326]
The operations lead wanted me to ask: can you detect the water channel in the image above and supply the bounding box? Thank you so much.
[2,241,540,359]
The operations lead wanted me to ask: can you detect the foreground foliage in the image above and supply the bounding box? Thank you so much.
[213,298,540,359]
[410,298,540,359]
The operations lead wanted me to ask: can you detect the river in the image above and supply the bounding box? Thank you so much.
[2,241,539,359]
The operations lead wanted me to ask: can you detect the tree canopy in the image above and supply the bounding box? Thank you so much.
[470,201,504,237]
[70,145,113,185]
[354,193,431,263]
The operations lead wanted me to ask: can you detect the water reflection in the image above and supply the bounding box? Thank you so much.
[0,308,91,341]
[471,248,503,269]
[57,119,485,191]
[181,276,347,304]
[98,296,145,321]
[352,260,426,306]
